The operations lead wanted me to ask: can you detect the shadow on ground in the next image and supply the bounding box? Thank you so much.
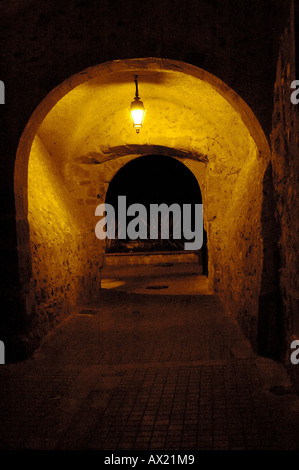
[0,264,298,450]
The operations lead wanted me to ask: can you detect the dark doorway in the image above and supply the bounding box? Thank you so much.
[105,155,204,256]
[257,162,284,361]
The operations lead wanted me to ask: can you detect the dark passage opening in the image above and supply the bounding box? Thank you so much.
[257,162,284,361]
[105,155,205,257]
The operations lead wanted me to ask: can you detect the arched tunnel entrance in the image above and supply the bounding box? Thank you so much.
[13,58,274,361]
[105,154,204,255]
[102,153,207,294]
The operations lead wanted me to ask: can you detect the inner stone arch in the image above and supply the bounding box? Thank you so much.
[104,154,203,254]
[13,57,271,358]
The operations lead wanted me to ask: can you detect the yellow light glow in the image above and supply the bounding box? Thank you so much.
[131,108,144,128]
[130,98,145,132]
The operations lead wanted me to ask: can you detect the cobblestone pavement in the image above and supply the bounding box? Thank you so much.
[0,282,299,450]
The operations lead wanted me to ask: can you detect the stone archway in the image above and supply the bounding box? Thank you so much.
[14,58,271,355]
[104,154,203,254]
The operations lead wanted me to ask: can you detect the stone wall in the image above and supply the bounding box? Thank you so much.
[20,135,103,356]
[270,2,299,388]
[213,154,268,350]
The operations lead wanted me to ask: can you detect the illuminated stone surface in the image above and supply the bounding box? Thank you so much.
[0,1,296,396]
[15,59,270,353]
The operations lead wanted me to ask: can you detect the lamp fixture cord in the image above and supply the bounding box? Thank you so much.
[134,75,139,100]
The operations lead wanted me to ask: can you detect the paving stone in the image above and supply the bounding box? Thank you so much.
[0,288,298,450]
